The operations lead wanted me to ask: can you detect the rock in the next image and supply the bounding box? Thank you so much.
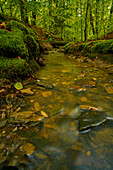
[79,111,106,131]
[9,111,33,121]
[0,143,5,152]
[79,105,102,111]
[74,78,96,87]
[21,88,34,95]
[0,153,7,164]
[0,119,7,128]
[104,85,113,94]
[20,143,35,156]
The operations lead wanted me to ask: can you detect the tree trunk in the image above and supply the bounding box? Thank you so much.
[95,0,99,39]
[84,0,89,41]
[32,0,36,25]
[20,0,28,24]
[110,0,113,22]
[80,0,83,41]
[89,0,95,35]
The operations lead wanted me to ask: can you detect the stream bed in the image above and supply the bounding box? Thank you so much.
[0,51,113,169]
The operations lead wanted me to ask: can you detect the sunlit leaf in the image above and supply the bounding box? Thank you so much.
[14,82,23,90]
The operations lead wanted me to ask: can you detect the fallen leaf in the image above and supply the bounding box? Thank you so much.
[41,111,48,117]
[14,82,23,90]
[87,151,90,156]
[34,102,41,111]
[30,100,34,103]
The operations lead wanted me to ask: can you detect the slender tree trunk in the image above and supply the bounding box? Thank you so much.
[49,0,52,31]
[20,0,28,24]
[95,0,99,39]
[110,0,113,22]
[89,0,95,35]
[84,0,89,41]
[80,0,83,41]
[32,0,36,25]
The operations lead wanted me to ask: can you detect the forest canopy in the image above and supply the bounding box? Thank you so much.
[0,0,113,42]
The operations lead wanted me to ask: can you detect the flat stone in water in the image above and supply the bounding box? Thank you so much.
[74,78,96,87]
[104,85,113,94]
[79,111,106,131]
[79,105,102,111]
[0,120,7,128]
[9,111,33,120]
[20,143,35,156]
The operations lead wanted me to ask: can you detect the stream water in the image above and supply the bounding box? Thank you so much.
[0,51,113,170]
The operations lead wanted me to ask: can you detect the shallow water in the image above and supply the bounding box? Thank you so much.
[0,52,113,169]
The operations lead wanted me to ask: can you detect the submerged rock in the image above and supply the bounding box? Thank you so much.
[79,105,102,112]
[20,143,35,156]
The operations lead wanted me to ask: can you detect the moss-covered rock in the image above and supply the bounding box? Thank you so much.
[64,39,113,63]
[0,29,29,59]
[0,57,32,80]
[25,35,39,60]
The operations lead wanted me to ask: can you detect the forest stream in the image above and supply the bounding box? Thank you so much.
[1,51,113,170]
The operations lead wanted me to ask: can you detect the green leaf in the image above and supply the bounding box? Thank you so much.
[14,82,23,90]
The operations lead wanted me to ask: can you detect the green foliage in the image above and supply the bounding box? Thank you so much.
[64,39,113,62]
[0,12,8,21]
[91,40,113,54]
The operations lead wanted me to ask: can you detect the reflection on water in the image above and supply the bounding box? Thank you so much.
[0,52,113,169]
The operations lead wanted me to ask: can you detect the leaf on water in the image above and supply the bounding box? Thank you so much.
[41,111,48,117]
[34,102,41,111]
[20,143,35,156]
[14,82,23,90]
[42,91,52,98]
[62,82,68,85]
[30,100,34,103]
[30,114,44,122]
[86,151,90,156]
[12,127,18,132]
[80,97,88,102]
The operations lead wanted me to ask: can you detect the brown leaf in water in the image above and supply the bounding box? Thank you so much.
[34,102,41,111]
[41,111,48,117]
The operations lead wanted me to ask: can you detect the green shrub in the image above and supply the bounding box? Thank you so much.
[0,12,8,21]
[91,40,113,54]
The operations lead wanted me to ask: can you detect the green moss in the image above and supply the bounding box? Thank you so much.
[0,58,31,79]
[0,30,29,59]
[6,20,29,35]
[25,35,39,60]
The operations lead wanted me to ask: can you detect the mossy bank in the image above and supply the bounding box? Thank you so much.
[0,13,43,80]
[64,39,113,63]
